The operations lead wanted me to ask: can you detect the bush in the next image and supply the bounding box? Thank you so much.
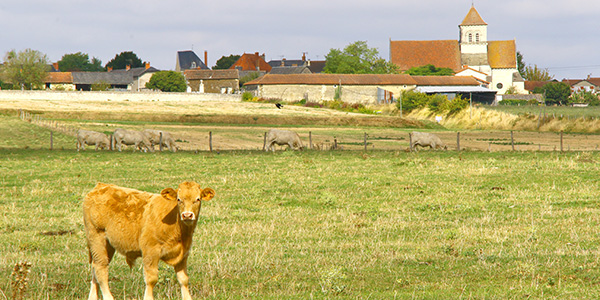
[146,71,186,92]
[242,92,254,101]
[397,91,468,115]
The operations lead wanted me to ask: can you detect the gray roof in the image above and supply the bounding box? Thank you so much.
[268,59,307,68]
[177,51,209,70]
[269,66,312,75]
[110,66,160,78]
[72,72,133,85]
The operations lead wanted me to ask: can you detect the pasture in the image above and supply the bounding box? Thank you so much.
[1,99,600,299]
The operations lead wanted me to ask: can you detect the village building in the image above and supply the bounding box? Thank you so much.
[390,5,525,95]
[244,74,488,104]
[183,69,240,93]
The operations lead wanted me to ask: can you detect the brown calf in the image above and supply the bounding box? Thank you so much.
[83,182,215,300]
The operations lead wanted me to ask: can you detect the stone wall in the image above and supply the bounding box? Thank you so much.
[0,90,241,102]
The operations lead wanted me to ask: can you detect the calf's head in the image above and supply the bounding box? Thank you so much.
[161,181,215,225]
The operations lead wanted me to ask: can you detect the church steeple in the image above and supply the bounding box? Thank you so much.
[461,5,487,26]
[459,5,488,46]
[459,5,489,68]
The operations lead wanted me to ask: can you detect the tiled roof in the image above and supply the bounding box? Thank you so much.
[45,72,73,83]
[525,81,552,91]
[461,6,487,26]
[72,72,133,85]
[244,74,480,87]
[110,66,160,77]
[184,69,239,80]
[230,53,272,72]
[269,66,312,75]
[412,76,480,86]
[389,40,461,71]
[488,40,516,69]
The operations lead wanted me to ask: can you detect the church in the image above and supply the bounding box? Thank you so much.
[390,5,525,94]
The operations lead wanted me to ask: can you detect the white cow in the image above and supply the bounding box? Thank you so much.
[142,129,178,152]
[113,128,153,152]
[410,131,447,151]
[265,129,304,151]
[77,130,110,151]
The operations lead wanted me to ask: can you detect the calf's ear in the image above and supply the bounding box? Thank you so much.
[161,188,178,201]
[200,188,215,201]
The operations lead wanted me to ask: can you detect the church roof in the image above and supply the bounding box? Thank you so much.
[461,6,487,26]
[488,40,516,69]
[389,40,462,72]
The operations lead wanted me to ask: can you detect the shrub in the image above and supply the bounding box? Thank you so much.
[241,92,254,102]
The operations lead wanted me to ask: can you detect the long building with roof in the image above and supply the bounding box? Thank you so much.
[390,5,524,95]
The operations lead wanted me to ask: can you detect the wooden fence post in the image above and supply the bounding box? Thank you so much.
[560,131,564,152]
[209,131,213,152]
[456,132,461,151]
[309,131,312,150]
[334,137,338,150]
[364,132,368,151]
[511,131,515,151]
[263,132,267,151]
[159,132,163,152]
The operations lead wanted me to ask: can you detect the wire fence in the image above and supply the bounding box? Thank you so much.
[16,109,600,152]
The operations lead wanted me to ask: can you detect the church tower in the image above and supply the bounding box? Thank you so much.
[459,6,489,71]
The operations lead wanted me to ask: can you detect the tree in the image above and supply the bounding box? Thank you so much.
[105,51,143,70]
[405,64,454,76]
[213,55,240,70]
[146,71,186,92]
[523,64,554,81]
[323,41,398,74]
[1,49,49,90]
[58,52,104,72]
[543,82,571,105]
[517,51,525,78]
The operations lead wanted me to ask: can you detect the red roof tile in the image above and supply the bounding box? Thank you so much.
[390,40,461,72]
[244,74,480,87]
[461,6,487,26]
[45,72,73,83]
[230,53,272,72]
[488,40,516,69]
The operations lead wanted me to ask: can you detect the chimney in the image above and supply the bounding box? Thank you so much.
[204,51,208,68]
[302,53,306,62]
[281,58,286,67]
[52,62,59,71]
[107,66,113,72]
[145,62,150,69]
[126,64,131,71]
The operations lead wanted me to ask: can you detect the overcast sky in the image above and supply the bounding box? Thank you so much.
[1,0,599,80]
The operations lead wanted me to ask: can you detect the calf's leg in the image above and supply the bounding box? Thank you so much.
[175,261,192,300]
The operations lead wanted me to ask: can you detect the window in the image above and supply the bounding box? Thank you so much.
[468,33,472,43]
[497,83,503,89]
[475,33,480,42]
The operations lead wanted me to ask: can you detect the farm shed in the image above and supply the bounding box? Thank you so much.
[244,73,418,104]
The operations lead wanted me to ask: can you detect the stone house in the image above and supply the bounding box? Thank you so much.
[184,69,240,93]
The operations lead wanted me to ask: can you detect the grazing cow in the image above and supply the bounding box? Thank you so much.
[83,181,215,300]
[113,128,153,152]
[265,129,304,151]
[77,129,110,151]
[142,129,178,152]
[410,131,448,151]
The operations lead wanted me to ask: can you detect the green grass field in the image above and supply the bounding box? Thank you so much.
[2,107,600,299]
[2,148,600,299]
